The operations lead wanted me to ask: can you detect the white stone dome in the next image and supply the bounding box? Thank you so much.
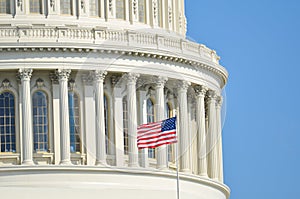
[0,1,230,199]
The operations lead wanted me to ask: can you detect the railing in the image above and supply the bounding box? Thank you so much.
[0,27,220,64]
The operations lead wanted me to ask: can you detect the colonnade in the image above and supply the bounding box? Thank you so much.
[12,69,224,182]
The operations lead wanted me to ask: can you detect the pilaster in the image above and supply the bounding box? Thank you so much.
[154,76,168,170]
[206,90,218,180]
[177,80,191,173]
[194,85,208,177]
[125,73,140,167]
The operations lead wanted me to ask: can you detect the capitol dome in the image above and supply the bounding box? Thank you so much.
[0,0,230,199]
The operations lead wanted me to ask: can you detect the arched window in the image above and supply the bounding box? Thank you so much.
[89,0,100,17]
[0,0,10,14]
[32,91,48,152]
[30,0,42,14]
[69,91,80,153]
[104,95,109,153]
[138,0,146,23]
[116,0,125,19]
[0,92,16,153]
[147,98,155,158]
[60,0,72,15]
[122,96,128,154]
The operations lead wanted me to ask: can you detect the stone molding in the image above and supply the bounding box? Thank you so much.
[0,27,227,85]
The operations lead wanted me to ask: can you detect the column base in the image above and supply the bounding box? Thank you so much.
[59,160,73,165]
[198,173,209,178]
[180,168,192,174]
[156,165,168,171]
[128,163,139,168]
[95,160,108,167]
[22,160,35,166]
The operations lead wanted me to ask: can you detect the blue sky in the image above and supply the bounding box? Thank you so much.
[185,1,300,199]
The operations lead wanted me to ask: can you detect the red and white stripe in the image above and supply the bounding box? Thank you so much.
[137,121,177,149]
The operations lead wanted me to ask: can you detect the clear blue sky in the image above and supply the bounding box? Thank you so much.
[185,1,300,199]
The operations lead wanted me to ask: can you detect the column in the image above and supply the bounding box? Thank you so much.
[216,96,224,182]
[94,70,108,166]
[82,74,96,166]
[112,83,125,167]
[155,76,168,170]
[207,90,218,180]
[194,85,208,177]
[177,80,190,173]
[49,74,60,165]
[137,88,148,168]
[19,69,34,165]
[56,69,72,165]
[126,73,140,167]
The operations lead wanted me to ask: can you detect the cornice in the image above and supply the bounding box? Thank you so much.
[0,27,228,87]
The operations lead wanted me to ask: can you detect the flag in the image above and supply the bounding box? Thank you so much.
[137,117,177,149]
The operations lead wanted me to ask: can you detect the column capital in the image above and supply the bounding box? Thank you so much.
[177,80,190,91]
[94,70,107,82]
[125,73,140,84]
[153,76,168,88]
[216,96,223,109]
[207,90,217,102]
[56,69,71,81]
[194,85,208,97]
[18,68,33,81]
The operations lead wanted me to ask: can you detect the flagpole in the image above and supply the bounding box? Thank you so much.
[175,116,180,199]
[175,141,180,199]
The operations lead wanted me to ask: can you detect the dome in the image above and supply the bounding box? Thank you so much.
[0,1,230,199]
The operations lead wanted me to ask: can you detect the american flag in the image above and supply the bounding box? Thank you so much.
[137,117,177,149]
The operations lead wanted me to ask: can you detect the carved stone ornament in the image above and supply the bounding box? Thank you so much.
[206,90,217,102]
[94,70,107,82]
[125,73,140,84]
[50,0,55,7]
[36,78,45,88]
[177,80,190,91]
[68,79,76,91]
[194,85,208,97]
[1,79,11,89]
[18,68,33,81]
[109,0,113,12]
[55,69,71,81]
[216,96,223,108]
[133,0,137,15]
[153,76,168,88]
[153,0,157,19]
[168,6,172,24]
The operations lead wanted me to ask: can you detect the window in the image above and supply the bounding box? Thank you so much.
[60,0,72,15]
[0,92,16,153]
[30,0,42,14]
[69,91,80,153]
[138,0,146,23]
[147,98,155,158]
[89,0,99,17]
[116,0,125,19]
[104,95,109,153]
[32,91,48,152]
[0,0,10,14]
[123,96,128,154]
